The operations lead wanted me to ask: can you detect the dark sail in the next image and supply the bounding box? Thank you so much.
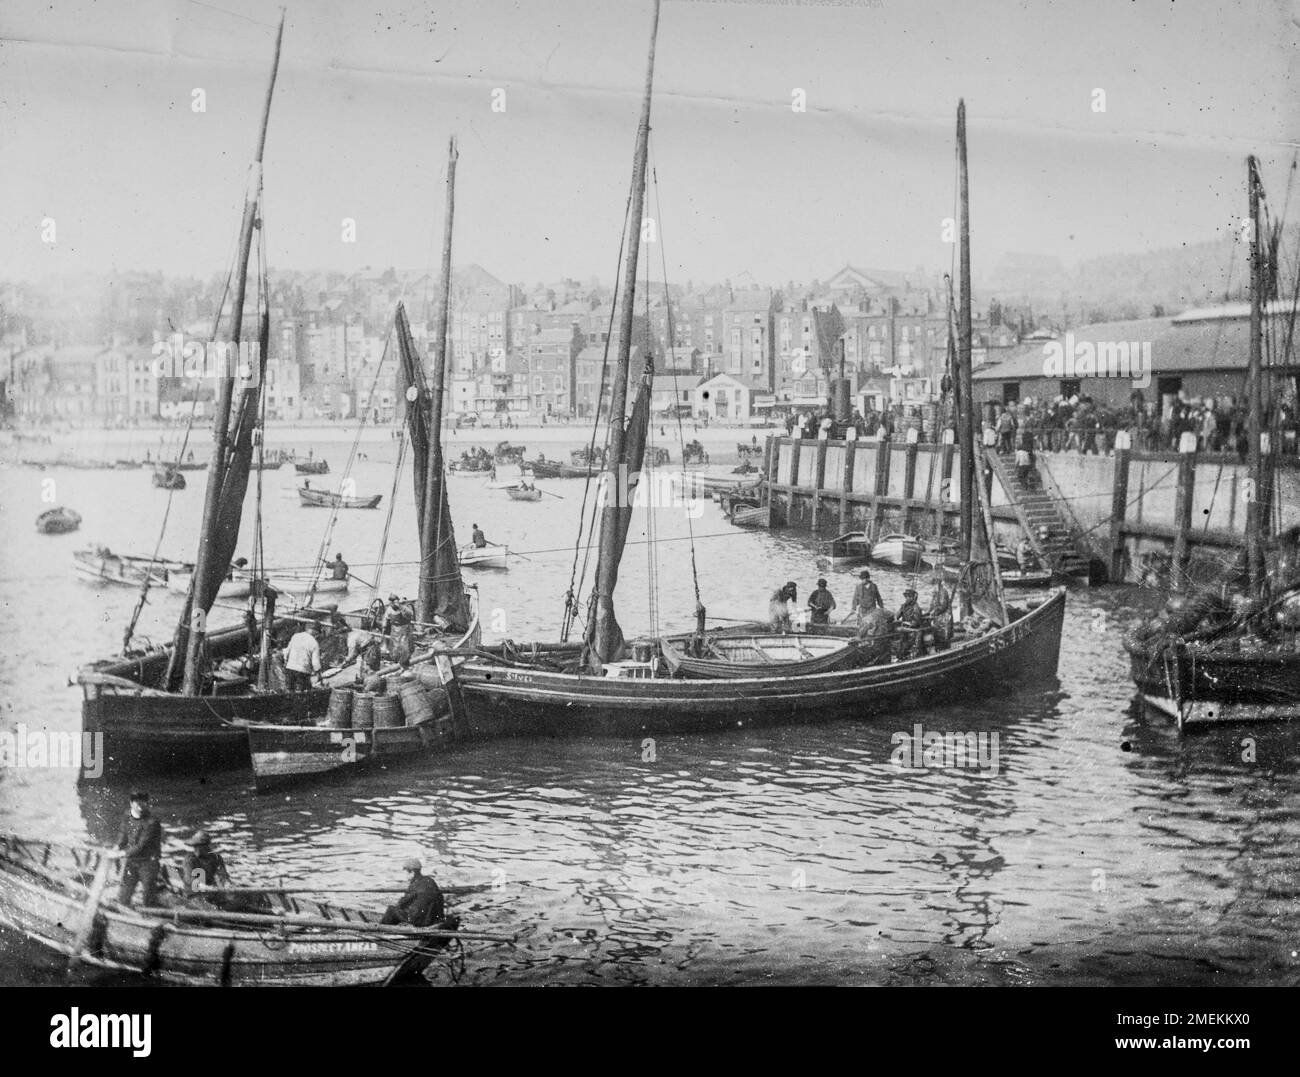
[585,354,654,668]
[395,303,470,632]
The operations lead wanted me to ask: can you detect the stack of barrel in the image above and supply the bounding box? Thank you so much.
[323,667,453,743]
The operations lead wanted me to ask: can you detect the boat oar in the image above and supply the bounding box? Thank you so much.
[538,489,565,500]
[135,903,514,942]
[66,852,114,978]
[209,884,496,898]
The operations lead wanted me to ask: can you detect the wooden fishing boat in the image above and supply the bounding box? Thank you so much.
[73,548,190,588]
[659,632,873,678]
[459,543,508,570]
[871,533,929,569]
[824,531,872,569]
[1123,157,1298,730]
[36,507,81,534]
[298,486,382,509]
[505,484,542,502]
[152,465,186,489]
[451,77,1067,741]
[165,569,349,599]
[295,459,329,475]
[0,837,463,987]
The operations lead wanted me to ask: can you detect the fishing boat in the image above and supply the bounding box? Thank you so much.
[659,632,872,678]
[295,458,329,475]
[73,547,190,588]
[152,465,186,490]
[298,486,382,509]
[450,71,1066,740]
[36,507,81,534]
[459,544,509,570]
[824,531,872,569]
[165,568,349,599]
[871,533,929,569]
[505,484,542,502]
[73,20,346,775]
[1125,156,1300,730]
[0,837,468,986]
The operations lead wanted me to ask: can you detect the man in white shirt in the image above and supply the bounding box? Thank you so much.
[283,623,322,692]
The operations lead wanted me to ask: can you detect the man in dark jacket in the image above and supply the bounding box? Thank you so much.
[807,578,837,626]
[382,859,445,927]
[115,791,163,907]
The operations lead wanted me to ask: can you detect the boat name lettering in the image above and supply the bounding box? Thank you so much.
[288,940,379,954]
[505,671,534,683]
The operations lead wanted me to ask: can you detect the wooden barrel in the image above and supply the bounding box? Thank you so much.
[398,681,435,726]
[372,694,403,729]
[363,674,387,695]
[352,692,374,730]
[327,687,353,729]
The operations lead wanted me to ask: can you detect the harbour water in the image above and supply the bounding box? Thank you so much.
[2,429,1298,986]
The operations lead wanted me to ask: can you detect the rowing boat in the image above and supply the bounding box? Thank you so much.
[459,544,508,570]
[36,507,81,534]
[0,837,463,986]
[73,548,191,588]
[823,531,872,569]
[504,485,542,502]
[659,632,872,678]
[871,533,929,569]
[298,487,382,509]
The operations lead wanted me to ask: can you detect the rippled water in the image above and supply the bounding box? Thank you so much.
[2,430,1299,985]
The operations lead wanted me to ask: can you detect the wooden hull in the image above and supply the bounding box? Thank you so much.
[456,589,1066,736]
[1126,633,1300,729]
[246,717,457,790]
[0,840,453,986]
[872,534,929,569]
[73,550,188,588]
[505,487,542,501]
[294,461,329,474]
[298,488,382,509]
[731,504,770,529]
[824,531,872,569]
[659,634,872,678]
[459,545,508,570]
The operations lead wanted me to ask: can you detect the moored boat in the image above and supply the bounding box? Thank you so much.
[298,486,382,509]
[871,532,929,569]
[36,507,81,534]
[295,459,329,475]
[824,531,872,569]
[73,547,190,588]
[152,465,186,489]
[730,503,770,529]
[659,632,873,678]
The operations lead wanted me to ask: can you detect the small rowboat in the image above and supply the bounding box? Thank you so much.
[504,485,542,502]
[871,533,929,569]
[36,507,81,534]
[459,544,508,570]
[824,531,872,569]
[295,459,330,475]
[166,571,349,599]
[74,548,191,588]
[0,837,466,987]
[298,487,382,510]
[152,466,186,489]
[659,633,872,678]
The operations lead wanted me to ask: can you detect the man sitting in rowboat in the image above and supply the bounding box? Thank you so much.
[182,831,231,895]
[382,859,445,928]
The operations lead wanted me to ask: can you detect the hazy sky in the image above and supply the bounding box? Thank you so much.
[2,0,1297,287]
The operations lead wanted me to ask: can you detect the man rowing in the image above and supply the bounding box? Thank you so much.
[381,858,445,928]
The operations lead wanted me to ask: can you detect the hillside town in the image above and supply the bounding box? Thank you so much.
[0,262,1111,429]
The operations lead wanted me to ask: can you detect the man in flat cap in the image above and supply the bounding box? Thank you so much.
[381,858,445,928]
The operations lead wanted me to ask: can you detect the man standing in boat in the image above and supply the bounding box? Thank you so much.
[113,791,163,908]
[849,569,884,625]
[283,621,323,692]
[927,572,953,651]
[381,858,445,928]
[894,587,925,660]
[384,594,415,666]
[326,552,349,581]
[807,578,837,627]
[769,581,797,632]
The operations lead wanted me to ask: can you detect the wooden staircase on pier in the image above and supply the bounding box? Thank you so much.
[986,448,1094,582]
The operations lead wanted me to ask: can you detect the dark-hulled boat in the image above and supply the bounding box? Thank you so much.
[0,837,463,986]
[294,458,329,474]
[1124,156,1299,730]
[152,465,186,489]
[451,20,1065,739]
[36,507,82,534]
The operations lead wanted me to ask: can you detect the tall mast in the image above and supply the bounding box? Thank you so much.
[419,135,458,623]
[956,99,975,564]
[1246,155,1265,592]
[178,13,285,694]
[588,0,660,664]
